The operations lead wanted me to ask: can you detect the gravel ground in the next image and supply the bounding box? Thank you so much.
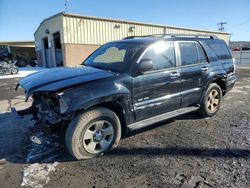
[0,68,249,188]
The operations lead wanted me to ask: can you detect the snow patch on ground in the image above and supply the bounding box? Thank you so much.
[0,67,46,79]
[21,162,59,188]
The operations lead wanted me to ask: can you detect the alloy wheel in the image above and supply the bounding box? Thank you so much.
[206,89,220,113]
[82,120,114,154]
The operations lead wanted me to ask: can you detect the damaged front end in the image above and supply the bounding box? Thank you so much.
[12,91,72,162]
[34,93,74,124]
[17,92,74,132]
[14,65,115,128]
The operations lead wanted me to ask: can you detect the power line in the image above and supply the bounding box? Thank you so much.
[227,19,250,30]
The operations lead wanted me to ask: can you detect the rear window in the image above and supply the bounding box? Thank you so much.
[206,41,232,60]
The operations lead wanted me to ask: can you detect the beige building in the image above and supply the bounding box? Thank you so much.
[34,12,230,68]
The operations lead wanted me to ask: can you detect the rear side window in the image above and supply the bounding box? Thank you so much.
[206,41,232,60]
[197,44,207,63]
[179,42,207,66]
[141,41,176,71]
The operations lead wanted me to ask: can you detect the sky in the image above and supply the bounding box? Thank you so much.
[0,0,249,42]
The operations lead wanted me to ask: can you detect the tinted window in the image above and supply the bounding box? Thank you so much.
[197,44,208,63]
[179,42,199,65]
[206,41,232,60]
[141,41,176,71]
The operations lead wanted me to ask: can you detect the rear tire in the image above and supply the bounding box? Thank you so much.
[65,107,121,160]
[199,83,222,117]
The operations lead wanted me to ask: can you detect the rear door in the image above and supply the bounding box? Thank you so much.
[177,41,209,107]
[132,41,181,121]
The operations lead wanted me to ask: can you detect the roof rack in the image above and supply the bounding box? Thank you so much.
[123,34,218,40]
[166,34,218,39]
[123,34,164,40]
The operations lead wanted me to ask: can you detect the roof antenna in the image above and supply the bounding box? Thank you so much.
[65,0,69,12]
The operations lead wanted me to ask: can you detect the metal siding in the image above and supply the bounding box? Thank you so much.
[85,19,89,44]
[75,18,79,43]
[61,15,230,45]
[34,15,64,67]
[91,20,95,44]
[62,16,66,43]
[35,15,64,44]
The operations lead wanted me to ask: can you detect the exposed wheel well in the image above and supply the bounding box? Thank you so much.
[95,102,127,138]
[212,79,226,95]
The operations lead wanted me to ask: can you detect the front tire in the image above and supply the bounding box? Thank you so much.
[199,83,222,117]
[65,107,121,160]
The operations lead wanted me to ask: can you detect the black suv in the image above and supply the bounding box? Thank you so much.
[16,34,236,160]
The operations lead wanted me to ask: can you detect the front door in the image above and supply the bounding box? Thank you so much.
[132,41,181,121]
[177,41,210,107]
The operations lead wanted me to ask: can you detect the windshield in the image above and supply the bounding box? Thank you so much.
[83,42,143,73]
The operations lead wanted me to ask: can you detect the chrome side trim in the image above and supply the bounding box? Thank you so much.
[128,106,199,131]
[182,88,201,95]
[135,92,180,109]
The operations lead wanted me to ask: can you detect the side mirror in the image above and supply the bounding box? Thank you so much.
[139,59,153,72]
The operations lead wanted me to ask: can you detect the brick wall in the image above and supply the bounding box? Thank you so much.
[62,44,100,67]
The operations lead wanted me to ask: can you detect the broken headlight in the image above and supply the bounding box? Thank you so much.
[59,96,70,114]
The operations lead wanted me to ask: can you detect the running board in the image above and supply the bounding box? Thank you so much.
[128,106,199,131]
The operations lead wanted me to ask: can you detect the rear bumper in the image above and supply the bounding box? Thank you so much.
[226,74,237,93]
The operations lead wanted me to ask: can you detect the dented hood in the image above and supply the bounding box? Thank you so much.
[18,66,115,98]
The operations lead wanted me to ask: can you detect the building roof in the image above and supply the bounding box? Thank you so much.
[0,41,35,48]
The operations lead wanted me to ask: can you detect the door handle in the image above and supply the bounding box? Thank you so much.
[201,67,208,72]
[170,72,179,78]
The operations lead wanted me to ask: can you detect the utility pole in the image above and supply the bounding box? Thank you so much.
[65,0,69,12]
[217,22,227,32]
